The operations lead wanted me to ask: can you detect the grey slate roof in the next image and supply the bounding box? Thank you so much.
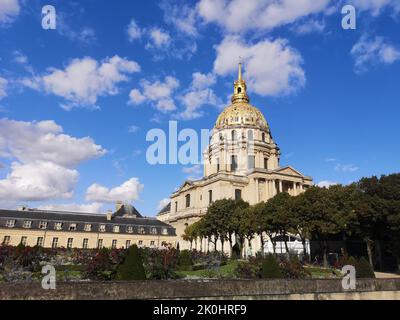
[0,205,175,236]
[157,202,171,215]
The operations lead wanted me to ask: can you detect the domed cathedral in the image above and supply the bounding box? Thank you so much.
[157,63,313,253]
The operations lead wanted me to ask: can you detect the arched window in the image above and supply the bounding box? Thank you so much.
[185,194,191,208]
[231,130,237,141]
[262,132,266,142]
[237,87,242,93]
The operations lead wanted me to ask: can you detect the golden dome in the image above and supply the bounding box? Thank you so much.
[215,62,268,129]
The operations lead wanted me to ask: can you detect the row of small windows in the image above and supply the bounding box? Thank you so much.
[2,235,160,249]
[221,130,266,142]
[4,220,168,235]
[214,156,268,172]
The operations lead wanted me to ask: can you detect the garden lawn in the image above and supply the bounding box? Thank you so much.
[176,260,239,279]
[305,266,341,278]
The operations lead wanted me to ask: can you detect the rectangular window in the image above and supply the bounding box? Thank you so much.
[20,236,27,246]
[36,237,44,247]
[125,240,131,248]
[69,223,77,231]
[39,221,48,230]
[248,155,255,170]
[216,158,220,172]
[111,239,117,249]
[67,238,73,248]
[99,224,106,232]
[175,201,178,212]
[138,240,143,246]
[82,238,89,249]
[6,219,16,228]
[150,241,155,247]
[113,225,120,233]
[208,190,213,204]
[151,227,157,235]
[231,155,238,171]
[264,157,268,170]
[162,228,168,235]
[126,226,133,233]
[23,220,32,228]
[185,194,191,208]
[97,239,103,249]
[2,236,10,245]
[52,237,58,248]
[235,189,242,200]
[54,222,63,230]
[139,227,145,234]
[84,224,91,232]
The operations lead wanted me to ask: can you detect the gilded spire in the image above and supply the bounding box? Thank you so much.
[231,61,249,104]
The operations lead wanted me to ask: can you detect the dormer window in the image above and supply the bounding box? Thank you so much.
[6,219,16,228]
[69,223,77,231]
[54,222,63,230]
[39,221,48,230]
[113,225,120,233]
[99,224,106,232]
[151,227,157,235]
[162,228,168,235]
[84,224,91,232]
[126,226,133,233]
[139,227,145,234]
[23,220,32,228]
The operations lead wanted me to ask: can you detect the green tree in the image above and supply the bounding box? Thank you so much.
[261,254,283,279]
[115,244,146,280]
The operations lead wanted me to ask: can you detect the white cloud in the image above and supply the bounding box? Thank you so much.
[0,119,106,167]
[197,0,330,33]
[38,202,103,213]
[0,119,105,202]
[127,125,140,133]
[292,19,325,35]
[0,161,79,201]
[57,12,96,44]
[334,163,359,172]
[157,198,170,210]
[317,180,338,188]
[85,177,144,203]
[191,72,216,90]
[147,28,171,49]
[0,77,8,100]
[350,0,398,16]
[162,2,198,37]
[182,164,203,180]
[129,76,179,112]
[127,19,142,41]
[214,35,305,96]
[178,88,219,120]
[351,34,400,73]
[25,56,140,109]
[0,0,20,24]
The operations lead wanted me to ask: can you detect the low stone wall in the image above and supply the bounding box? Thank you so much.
[1,279,400,300]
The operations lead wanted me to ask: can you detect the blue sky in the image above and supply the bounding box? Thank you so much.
[0,0,399,216]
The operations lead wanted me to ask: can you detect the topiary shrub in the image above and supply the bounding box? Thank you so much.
[261,254,283,279]
[356,257,375,278]
[178,250,193,270]
[115,245,146,280]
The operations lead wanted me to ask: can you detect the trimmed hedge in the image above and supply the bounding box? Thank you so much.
[115,245,146,280]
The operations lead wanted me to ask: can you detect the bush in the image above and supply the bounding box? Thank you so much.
[235,260,261,278]
[115,245,146,280]
[261,254,283,279]
[279,255,310,279]
[356,257,375,278]
[178,250,193,269]
[141,247,179,280]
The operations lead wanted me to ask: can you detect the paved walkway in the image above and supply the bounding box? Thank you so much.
[374,272,400,279]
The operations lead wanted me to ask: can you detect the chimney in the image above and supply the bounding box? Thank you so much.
[115,200,123,212]
[18,205,29,211]
[106,210,113,221]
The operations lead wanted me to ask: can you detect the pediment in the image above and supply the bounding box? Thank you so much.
[273,166,305,177]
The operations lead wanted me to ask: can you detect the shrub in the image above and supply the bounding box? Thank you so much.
[356,257,375,278]
[178,250,193,269]
[279,255,310,279]
[235,260,261,279]
[115,245,146,280]
[261,254,283,279]
[141,247,179,280]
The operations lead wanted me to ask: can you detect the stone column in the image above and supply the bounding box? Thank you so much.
[255,178,259,202]
[293,181,297,196]
[279,180,283,193]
